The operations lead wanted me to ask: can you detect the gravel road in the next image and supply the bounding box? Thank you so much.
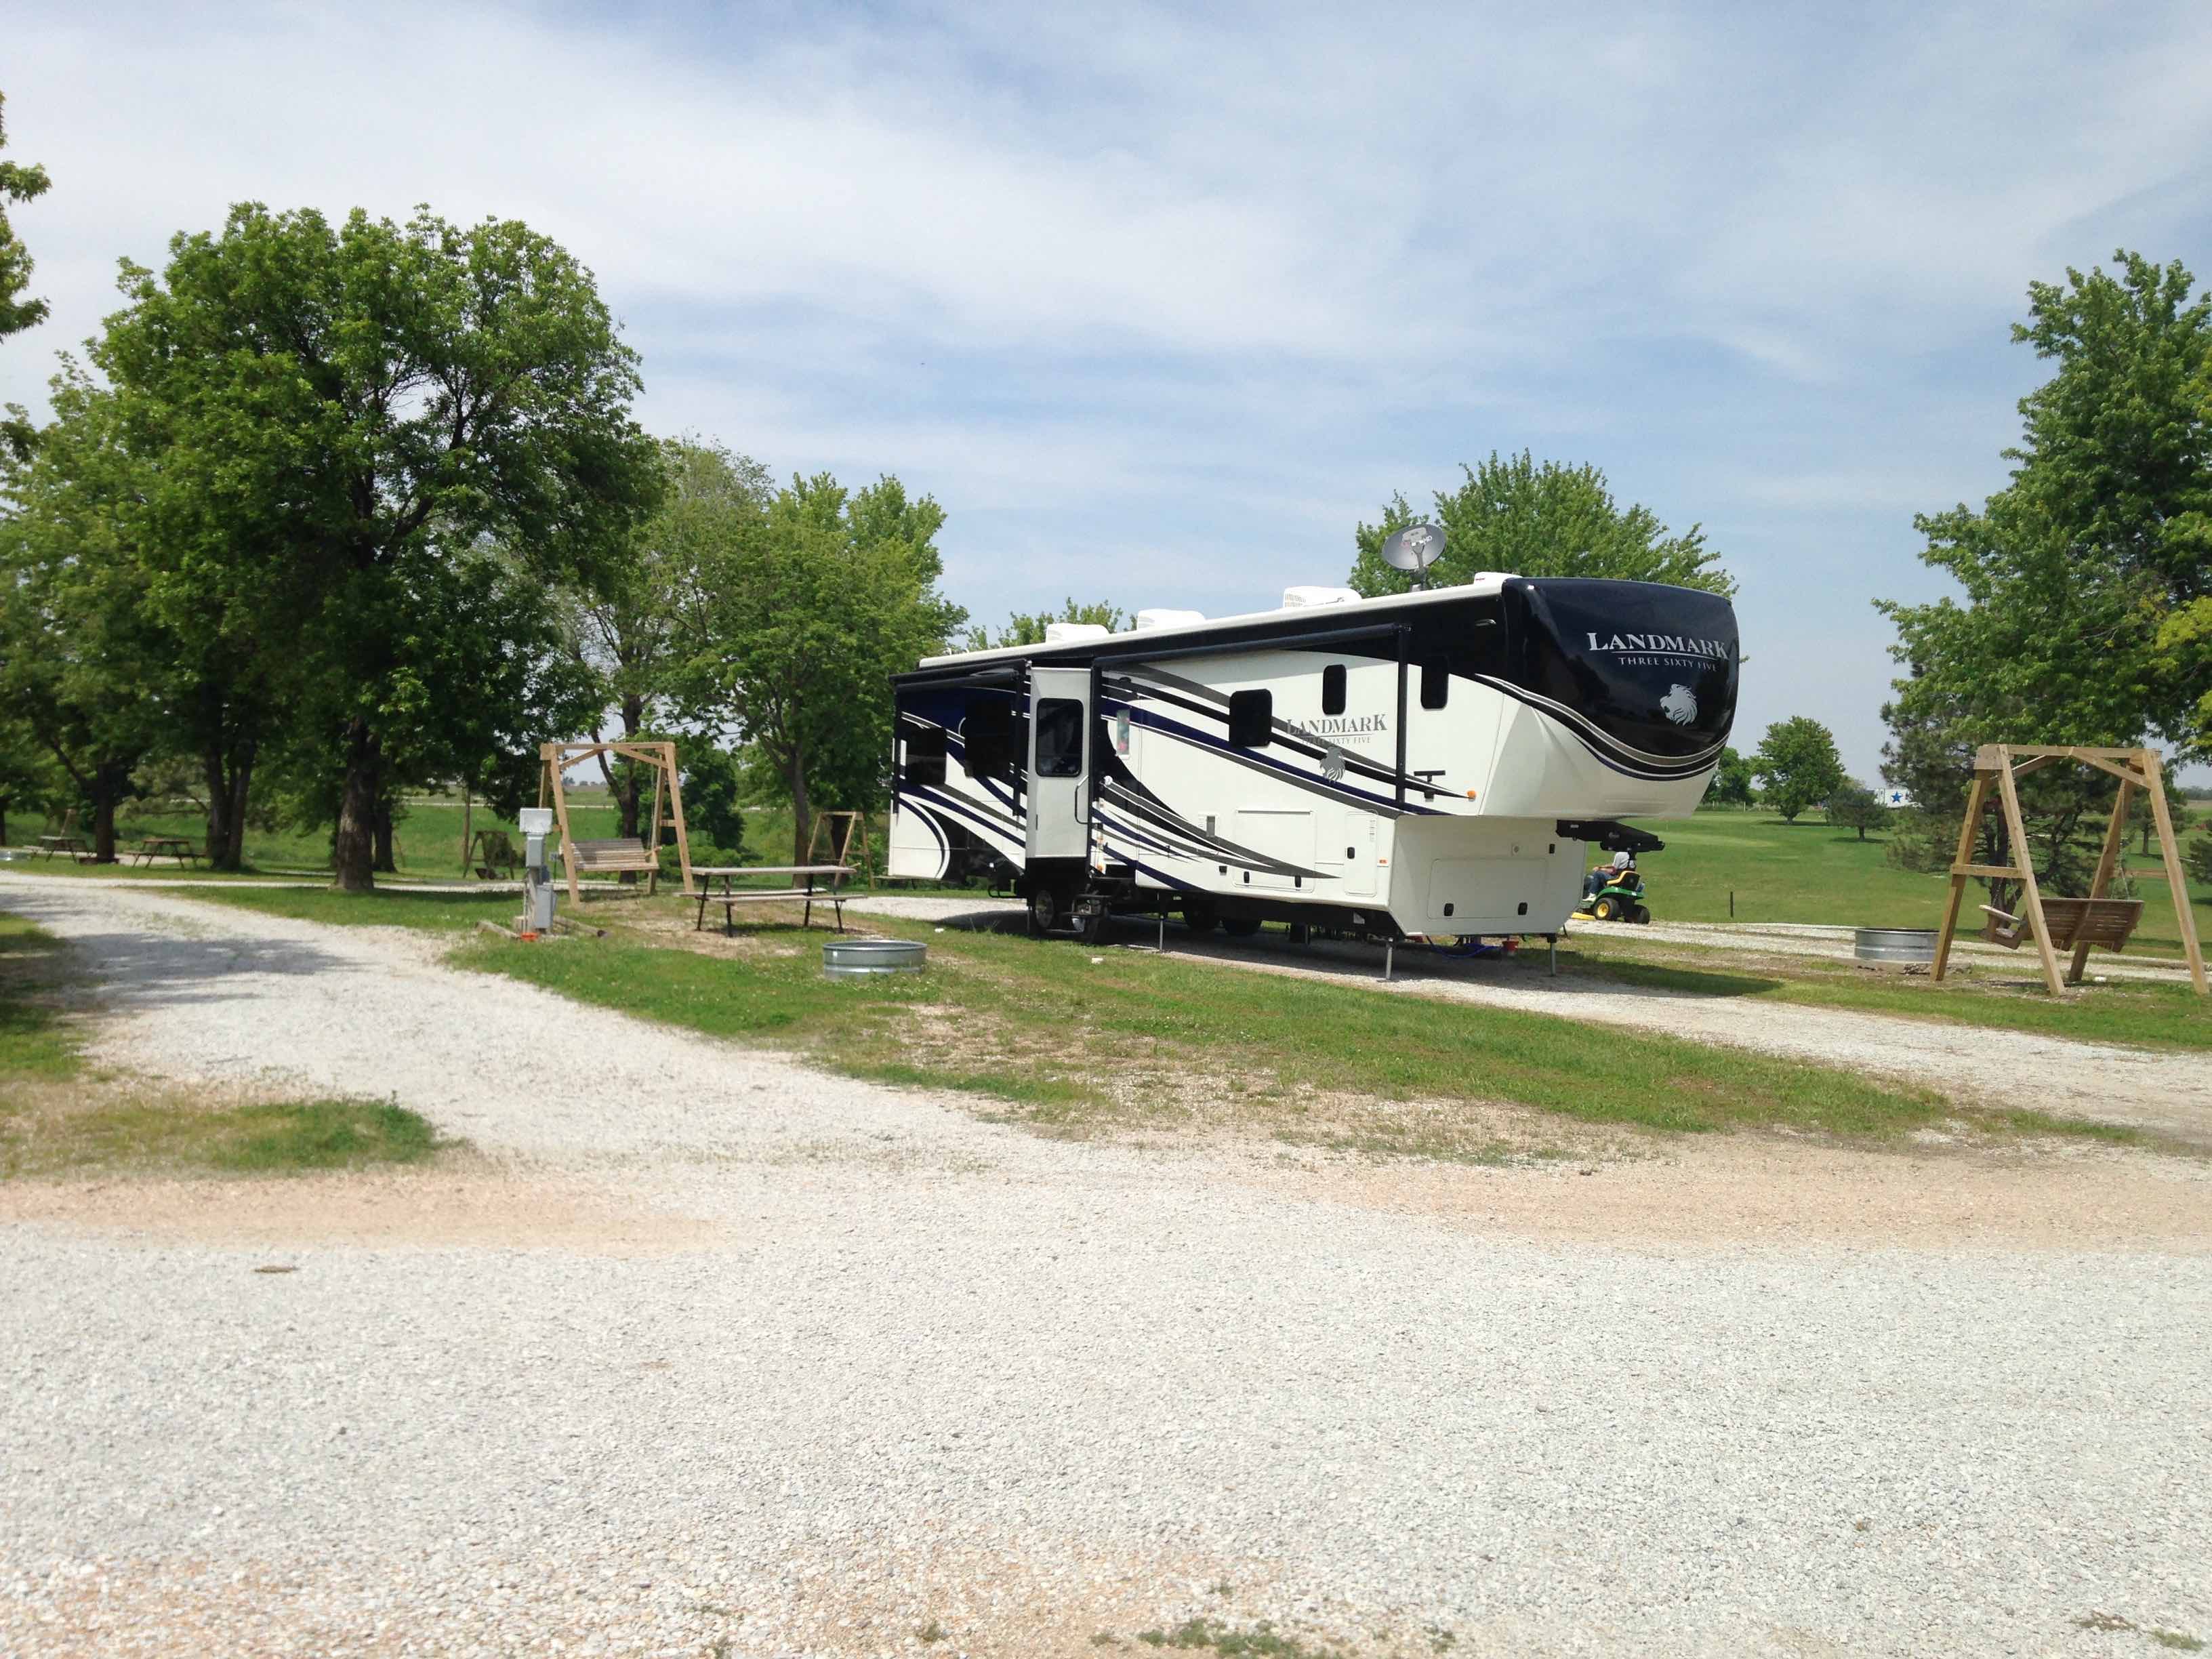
[3,876,2209,1658]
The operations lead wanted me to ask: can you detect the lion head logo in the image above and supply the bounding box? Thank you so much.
[1660,684,1698,726]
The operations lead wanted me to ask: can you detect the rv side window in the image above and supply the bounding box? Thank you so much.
[1322,663,1346,717]
[962,701,1016,779]
[902,724,947,788]
[1228,689,1273,748]
[1420,659,1449,710]
[1033,698,1084,777]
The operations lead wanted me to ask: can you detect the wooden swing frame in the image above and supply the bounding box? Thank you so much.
[537,741,695,905]
[1931,745,2207,997]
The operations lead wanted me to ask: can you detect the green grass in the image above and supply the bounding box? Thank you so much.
[0,914,85,1084]
[5,1097,442,1178]
[447,906,2032,1147]
[1653,804,2211,962]
[1566,935,2212,1052]
[1136,1620,1341,1656]
[0,909,443,1177]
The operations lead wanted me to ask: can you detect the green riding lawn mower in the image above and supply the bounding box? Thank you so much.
[1574,867,1652,925]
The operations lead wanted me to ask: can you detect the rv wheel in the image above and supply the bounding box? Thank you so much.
[1029,888,1061,934]
[1220,917,1263,939]
[1183,899,1218,933]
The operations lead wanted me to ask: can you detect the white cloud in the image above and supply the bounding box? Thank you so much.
[3,0,2209,777]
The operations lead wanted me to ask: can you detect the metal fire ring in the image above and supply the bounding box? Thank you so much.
[1854,927,1938,966]
[823,937,928,978]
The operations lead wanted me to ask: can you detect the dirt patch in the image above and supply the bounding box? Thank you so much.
[1231,1122,2212,1252]
[0,1161,721,1254]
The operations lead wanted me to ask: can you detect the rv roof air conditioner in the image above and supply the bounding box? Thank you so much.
[1043,621,1113,644]
[1134,608,1206,630]
[1282,585,1362,609]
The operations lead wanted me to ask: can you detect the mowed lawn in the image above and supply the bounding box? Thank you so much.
[1636,806,2211,960]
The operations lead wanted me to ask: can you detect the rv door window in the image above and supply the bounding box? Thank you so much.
[1322,663,1346,716]
[1034,698,1085,777]
[1228,689,1273,748]
[1420,659,1449,710]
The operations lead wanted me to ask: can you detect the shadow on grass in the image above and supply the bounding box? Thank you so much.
[1573,958,1788,999]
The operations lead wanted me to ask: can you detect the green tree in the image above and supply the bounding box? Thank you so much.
[1826,782,1887,841]
[0,91,49,342]
[680,472,964,863]
[0,426,163,862]
[1350,451,1732,598]
[91,203,661,890]
[573,438,771,843]
[1702,745,1754,807]
[963,597,1127,651]
[1877,252,2211,764]
[1751,716,1846,823]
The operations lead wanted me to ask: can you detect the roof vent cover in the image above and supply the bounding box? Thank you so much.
[1043,621,1112,644]
[1282,585,1361,609]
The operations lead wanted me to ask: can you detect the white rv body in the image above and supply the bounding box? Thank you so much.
[888,577,1739,939]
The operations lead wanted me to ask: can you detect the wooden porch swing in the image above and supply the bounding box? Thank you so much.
[537,740,695,904]
[1931,745,2207,996]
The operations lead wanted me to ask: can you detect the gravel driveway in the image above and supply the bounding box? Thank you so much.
[3,876,2209,1658]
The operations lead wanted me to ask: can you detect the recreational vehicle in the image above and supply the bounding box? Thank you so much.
[887,577,1738,947]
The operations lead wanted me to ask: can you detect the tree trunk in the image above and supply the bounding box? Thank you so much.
[372,802,398,874]
[788,741,811,865]
[0,798,8,850]
[616,693,645,841]
[222,753,253,871]
[333,723,381,892]
[90,784,119,863]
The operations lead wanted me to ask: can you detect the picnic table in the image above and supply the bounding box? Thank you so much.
[36,834,88,861]
[130,836,201,868]
[689,865,855,935]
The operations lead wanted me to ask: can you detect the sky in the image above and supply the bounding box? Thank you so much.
[7,0,2211,780]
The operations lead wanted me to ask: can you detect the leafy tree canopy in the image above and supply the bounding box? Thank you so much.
[1825,782,1887,841]
[0,91,49,342]
[1751,716,1846,823]
[964,598,1128,651]
[1350,451,1732,598]
[89,201,661,888]
[1702,745,1755,807]
[677,472,964,861]
[1877,251,2212,763]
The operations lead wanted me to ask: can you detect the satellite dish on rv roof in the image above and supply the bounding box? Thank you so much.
[1380,522,1447,588]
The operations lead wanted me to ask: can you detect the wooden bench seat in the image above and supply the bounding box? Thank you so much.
[1981,897,2143,953]
[567,837,660,871]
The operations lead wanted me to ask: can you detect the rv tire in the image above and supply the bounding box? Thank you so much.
[1028,888,1062,935]
[1182,899,1218,933]
[1220,917,1263,939]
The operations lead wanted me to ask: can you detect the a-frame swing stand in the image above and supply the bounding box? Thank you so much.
[1931,745,2207,997]
[537,740,695,905]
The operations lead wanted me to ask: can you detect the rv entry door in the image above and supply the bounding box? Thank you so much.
[1025,666,1092,863]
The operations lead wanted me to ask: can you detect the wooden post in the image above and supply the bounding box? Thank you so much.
[2140,748,2209,996]
[2069,771,2134,987]
[661,741,695,897]
[643,760,667,897]
[1994,750,2066,996]
[544,742,583,905]
[1931,770,1992,983]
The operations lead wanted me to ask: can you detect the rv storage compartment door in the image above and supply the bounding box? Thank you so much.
[1025,666,1092,863]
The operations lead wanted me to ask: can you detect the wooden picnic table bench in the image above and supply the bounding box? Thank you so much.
[36,834,89,862]
[130,836,201,868]
[689,865,856,934]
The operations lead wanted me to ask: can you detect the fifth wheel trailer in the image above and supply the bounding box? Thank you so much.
[886,577,1739,944]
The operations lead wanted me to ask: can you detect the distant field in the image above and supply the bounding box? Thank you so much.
[1635,805,2210,960]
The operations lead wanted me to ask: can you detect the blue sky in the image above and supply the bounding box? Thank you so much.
[7,1,2211,778]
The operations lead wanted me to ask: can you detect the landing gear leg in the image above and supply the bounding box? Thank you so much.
[1383,940,1394,983]
[1547,933,1558,977]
